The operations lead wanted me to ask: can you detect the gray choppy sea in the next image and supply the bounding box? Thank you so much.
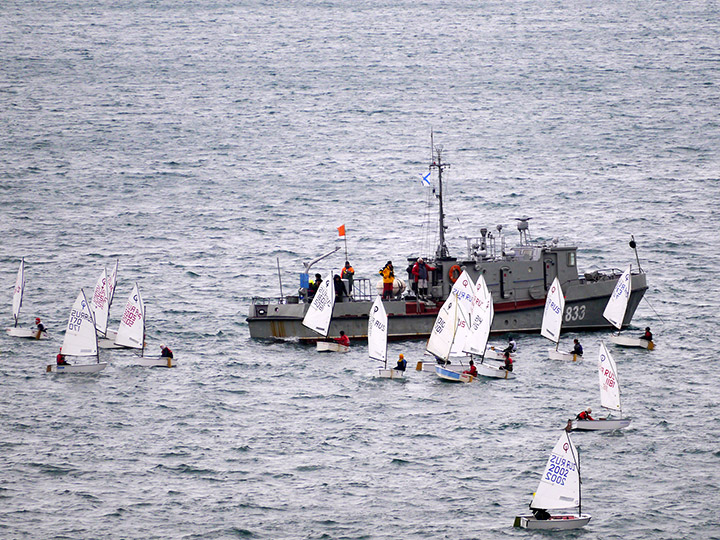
[1,1,719,538]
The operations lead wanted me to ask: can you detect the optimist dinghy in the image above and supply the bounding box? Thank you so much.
[604,266,655,350]
[47,290,107,374]
[541,277,579,361]
[302,276,348,352]
[92,268,121,349]
[136,355,176,368]
[462,275,516,380]
[115,283,175,367]
[475,360,515,379]
[368,296,403,379]
[316,341,349,353]
[425,271,476,382]
[6,258,48,339]
[572,342,630,431]
[513,431,591,530]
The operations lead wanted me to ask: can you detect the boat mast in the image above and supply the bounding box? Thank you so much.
[568,431,582,516]
[429,135,450,259]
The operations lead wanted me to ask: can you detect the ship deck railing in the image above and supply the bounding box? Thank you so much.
[251,278,380,305]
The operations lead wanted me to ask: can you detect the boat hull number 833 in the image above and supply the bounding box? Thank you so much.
[564,305,586,322]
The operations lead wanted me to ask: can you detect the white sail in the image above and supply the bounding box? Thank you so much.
[476,273,491,303]
[426,290,461,361]
[91,269,110,336]
[367,296,388,364]
[463,275,494,356]
[541,277,565,344]
[11,258,25,326]
[62,290,98,357]
[302,276,335,337]
[448,271,475,356]
[114,283,145,349]
[531,431,581,511]
[603,265,632,330]
[107,259,119,307]
[598,342,622,412]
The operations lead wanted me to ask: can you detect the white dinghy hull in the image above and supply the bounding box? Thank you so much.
[376,368,404,379]
[6,327,47,339]
[548,349,580,362]
[513,514,591,530]
[98,337,128,349]
[316,341,349,353]
[415,360,447,372]
[572,418,631,431]
[46,363,108,374]
[476,362,515,379]
[484,347,506,360]
[608,334,654,349]
[135,356,176,368]
[435,365,473,383]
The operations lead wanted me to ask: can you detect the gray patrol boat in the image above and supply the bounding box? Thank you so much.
[248,148,647,342]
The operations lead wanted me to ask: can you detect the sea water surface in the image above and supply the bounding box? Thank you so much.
[1,1,719,538]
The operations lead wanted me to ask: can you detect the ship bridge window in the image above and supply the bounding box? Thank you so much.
[568,252,576,267]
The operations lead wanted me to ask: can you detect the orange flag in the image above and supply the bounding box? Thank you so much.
[337,224,346,237]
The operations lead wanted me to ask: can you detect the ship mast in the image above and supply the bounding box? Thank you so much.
[430,137,450,259]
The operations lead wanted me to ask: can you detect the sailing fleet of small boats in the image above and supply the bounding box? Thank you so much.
[297,251,648,531]
[5,168,653,530]
[4,258,176,373]
[5,252,651,530]
[424,270,516,382]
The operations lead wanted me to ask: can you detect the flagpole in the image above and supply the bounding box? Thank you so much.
[344,231,348,261]
[338,224,348,262]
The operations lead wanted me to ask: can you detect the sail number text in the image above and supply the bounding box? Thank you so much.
[545,455,576,486]
[564,305,586,322]
[68,308,91,332]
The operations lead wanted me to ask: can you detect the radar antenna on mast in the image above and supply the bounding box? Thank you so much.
[515,217,532,246]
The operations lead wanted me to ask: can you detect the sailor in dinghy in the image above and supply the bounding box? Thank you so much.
[604,265,655,350]
[513,430,591,530]
[115,283,175,367]
[571,342,631,431]
[6,259,49,340]
[47,290,107,374]
[426,270,477,382]
[541,277,581,361]
[369,296,404,379]
[463,275,516,380]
